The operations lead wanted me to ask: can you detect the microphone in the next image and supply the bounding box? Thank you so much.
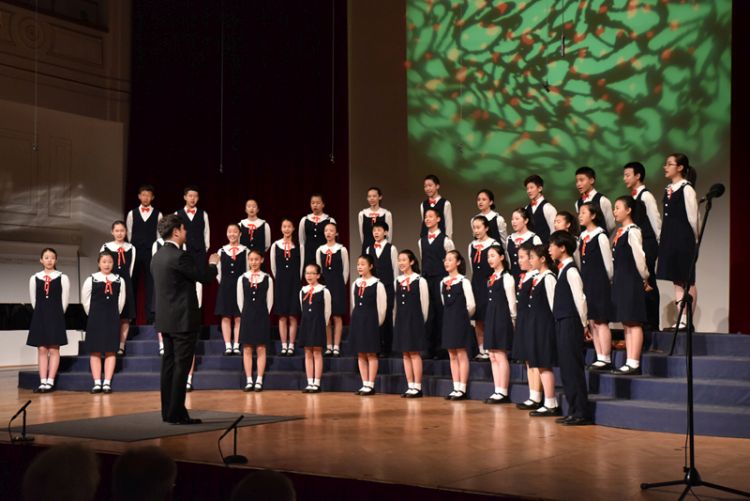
[218,415,244,441]
[700,183,725,203]
[11,400,31,421]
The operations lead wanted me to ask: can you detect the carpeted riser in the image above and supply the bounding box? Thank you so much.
[20,326,750,438]
[588,373,750,406]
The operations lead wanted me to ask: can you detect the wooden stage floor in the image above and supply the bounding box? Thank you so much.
[1,368,748,500]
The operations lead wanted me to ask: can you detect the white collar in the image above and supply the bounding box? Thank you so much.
[397,272,421,283]
[243,270,268,280]
[301,283,326,293]
[364,207,386,215]
[92,272,119,282]
[472,237,496,248]
[371,240,388,248]
[490,270,505,279]
[426,195,442,203]
[104,241,132,251]
[240,217,265,227]
[441,274,464,284]
[222,244,247,254]
[621,223,638,231]
[531,195,545,205]
[581,188,598,200]
[354,276,379,287]
[559,257,574,267]
[307,213,330,222]
[139,205,153,211]
[425,228,441,238]
[521,269,538,283]
[274,239,296,249]
[668,180,688,190]
[510,231,534,242]
[535,269,555,280]
[319,243,343,253]
[476,210,498,220]
[580,227,604,239]
[632,185,646,197]
[35,270,62,280]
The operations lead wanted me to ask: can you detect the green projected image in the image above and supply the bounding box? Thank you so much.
[406,0,731,202]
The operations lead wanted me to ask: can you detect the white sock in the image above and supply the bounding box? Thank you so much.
[333,345,340,351]
[288,343,295,351]
[479,344,485,354]
[453,381,459,391]
[413,382,422,391]
[187,375,193,384]
[602,354,612,363]
[494,386,503,394]
[246,376,253,384]
[366,381,374,388]
[119,342,125,350]
[282,343,289,350]
[94,379,102,386]
[457,383,466,393]
[46,378,54,386]
[313,378,320,386]
[225,342,232,350]
[233,342,239,350]
[327,344,333,351]
[307,378,314,386]
[256,376,263,384]
[103,379,111,386]
[159,342,164,349]
[529,390,542,402]
[499,387,508,396]
[626,358,640,369]
[544,397,558,409]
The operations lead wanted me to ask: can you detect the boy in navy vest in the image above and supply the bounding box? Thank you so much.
[574,166,615,233]
[548,230,591,426]
[176,185,210,274]
[420,174,453,239]
[126,184,162,323]
[623,161,661,331]
[524,175,556,244]
[366,221,398,356]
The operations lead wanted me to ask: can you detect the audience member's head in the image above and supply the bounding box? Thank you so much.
[23,443,99,501]
[230,470,296,501]
[112,446,177,501]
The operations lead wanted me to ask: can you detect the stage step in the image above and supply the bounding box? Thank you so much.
[19,326,750,438]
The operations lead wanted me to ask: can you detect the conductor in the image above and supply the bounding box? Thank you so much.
[152,214,219,424]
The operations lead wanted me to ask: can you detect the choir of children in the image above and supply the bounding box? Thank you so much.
[26,155,700,416]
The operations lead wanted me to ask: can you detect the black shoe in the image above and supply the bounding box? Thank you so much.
[223,348,233,356]
[332,349,341,357]
[354,388,363,395]
[254,383,263,392]
[405,389,423,398]
[561,416,593,426]
[555,416,573,424]
[530,406,562,417]
[449,391,467,401]
[33,385,45,394]
[117,348,126,357]
[516,400,542,410]
[102,384,112,394]
[309,385,321,393]
[444,391,457,400]
[185,382,193,392]
[243,383,254,392]
[90,384,102,394]
[360,387,376,396]
[484,394,510,404]
[588,362,613,372]
[324,349,333,357]
[44,384,56,393]
[612,365,642,376]
[170,417,203,425]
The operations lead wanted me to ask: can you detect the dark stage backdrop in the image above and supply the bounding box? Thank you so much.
[127,0,349,324]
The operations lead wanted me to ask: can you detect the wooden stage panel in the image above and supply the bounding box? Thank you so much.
[1,369,748,500]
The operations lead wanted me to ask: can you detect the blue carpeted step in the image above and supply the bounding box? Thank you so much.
[648,331,750,356]
[588,373,750,407]
[640,354,750,380]
[592,399,750,439]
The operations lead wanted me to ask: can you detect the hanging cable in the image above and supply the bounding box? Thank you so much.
[32,0,39,152]
[219,0,225,174]
[457,2,464,155]
[329,0,335,164]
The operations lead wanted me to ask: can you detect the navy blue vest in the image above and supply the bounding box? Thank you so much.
[420,233,447,278]
[179,208,206,254]
[576,192,603,212]
[633,189,656,241]
[526,200,550,243]
[552,263,579,321]
[368,242,395,290]
[130,208,159,250]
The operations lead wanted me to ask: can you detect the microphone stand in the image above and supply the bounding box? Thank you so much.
[8,400,34,443]
[642,196,749,499]
[218,415,247,465]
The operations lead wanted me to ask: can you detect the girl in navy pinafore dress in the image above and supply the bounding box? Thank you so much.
[215,223,248,355]
[441,251,476,401]
[468,215,499,362]
[82,251,126,394]
[298,264,331,393]
[483,244,516,404]
[611,196,651,376]
[271,218,303,357]
[656,153,700,329]
[27,247,70,393]
[507,208,543,283]
[350,255,387,396]
[393,250,430,398]
[101,220,135,357]
[238,249,274,392]
[316,222,349,358]
[578,202,614,372]
[239,198,272,255]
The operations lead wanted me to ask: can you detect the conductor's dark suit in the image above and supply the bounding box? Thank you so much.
[151,241,217,422]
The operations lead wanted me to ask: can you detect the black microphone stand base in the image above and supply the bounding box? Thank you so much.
[642,466,750,500]
[222,455,248,465]
[11,435,34,443]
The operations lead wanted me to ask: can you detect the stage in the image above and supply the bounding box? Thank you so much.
[2,369,748,500]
